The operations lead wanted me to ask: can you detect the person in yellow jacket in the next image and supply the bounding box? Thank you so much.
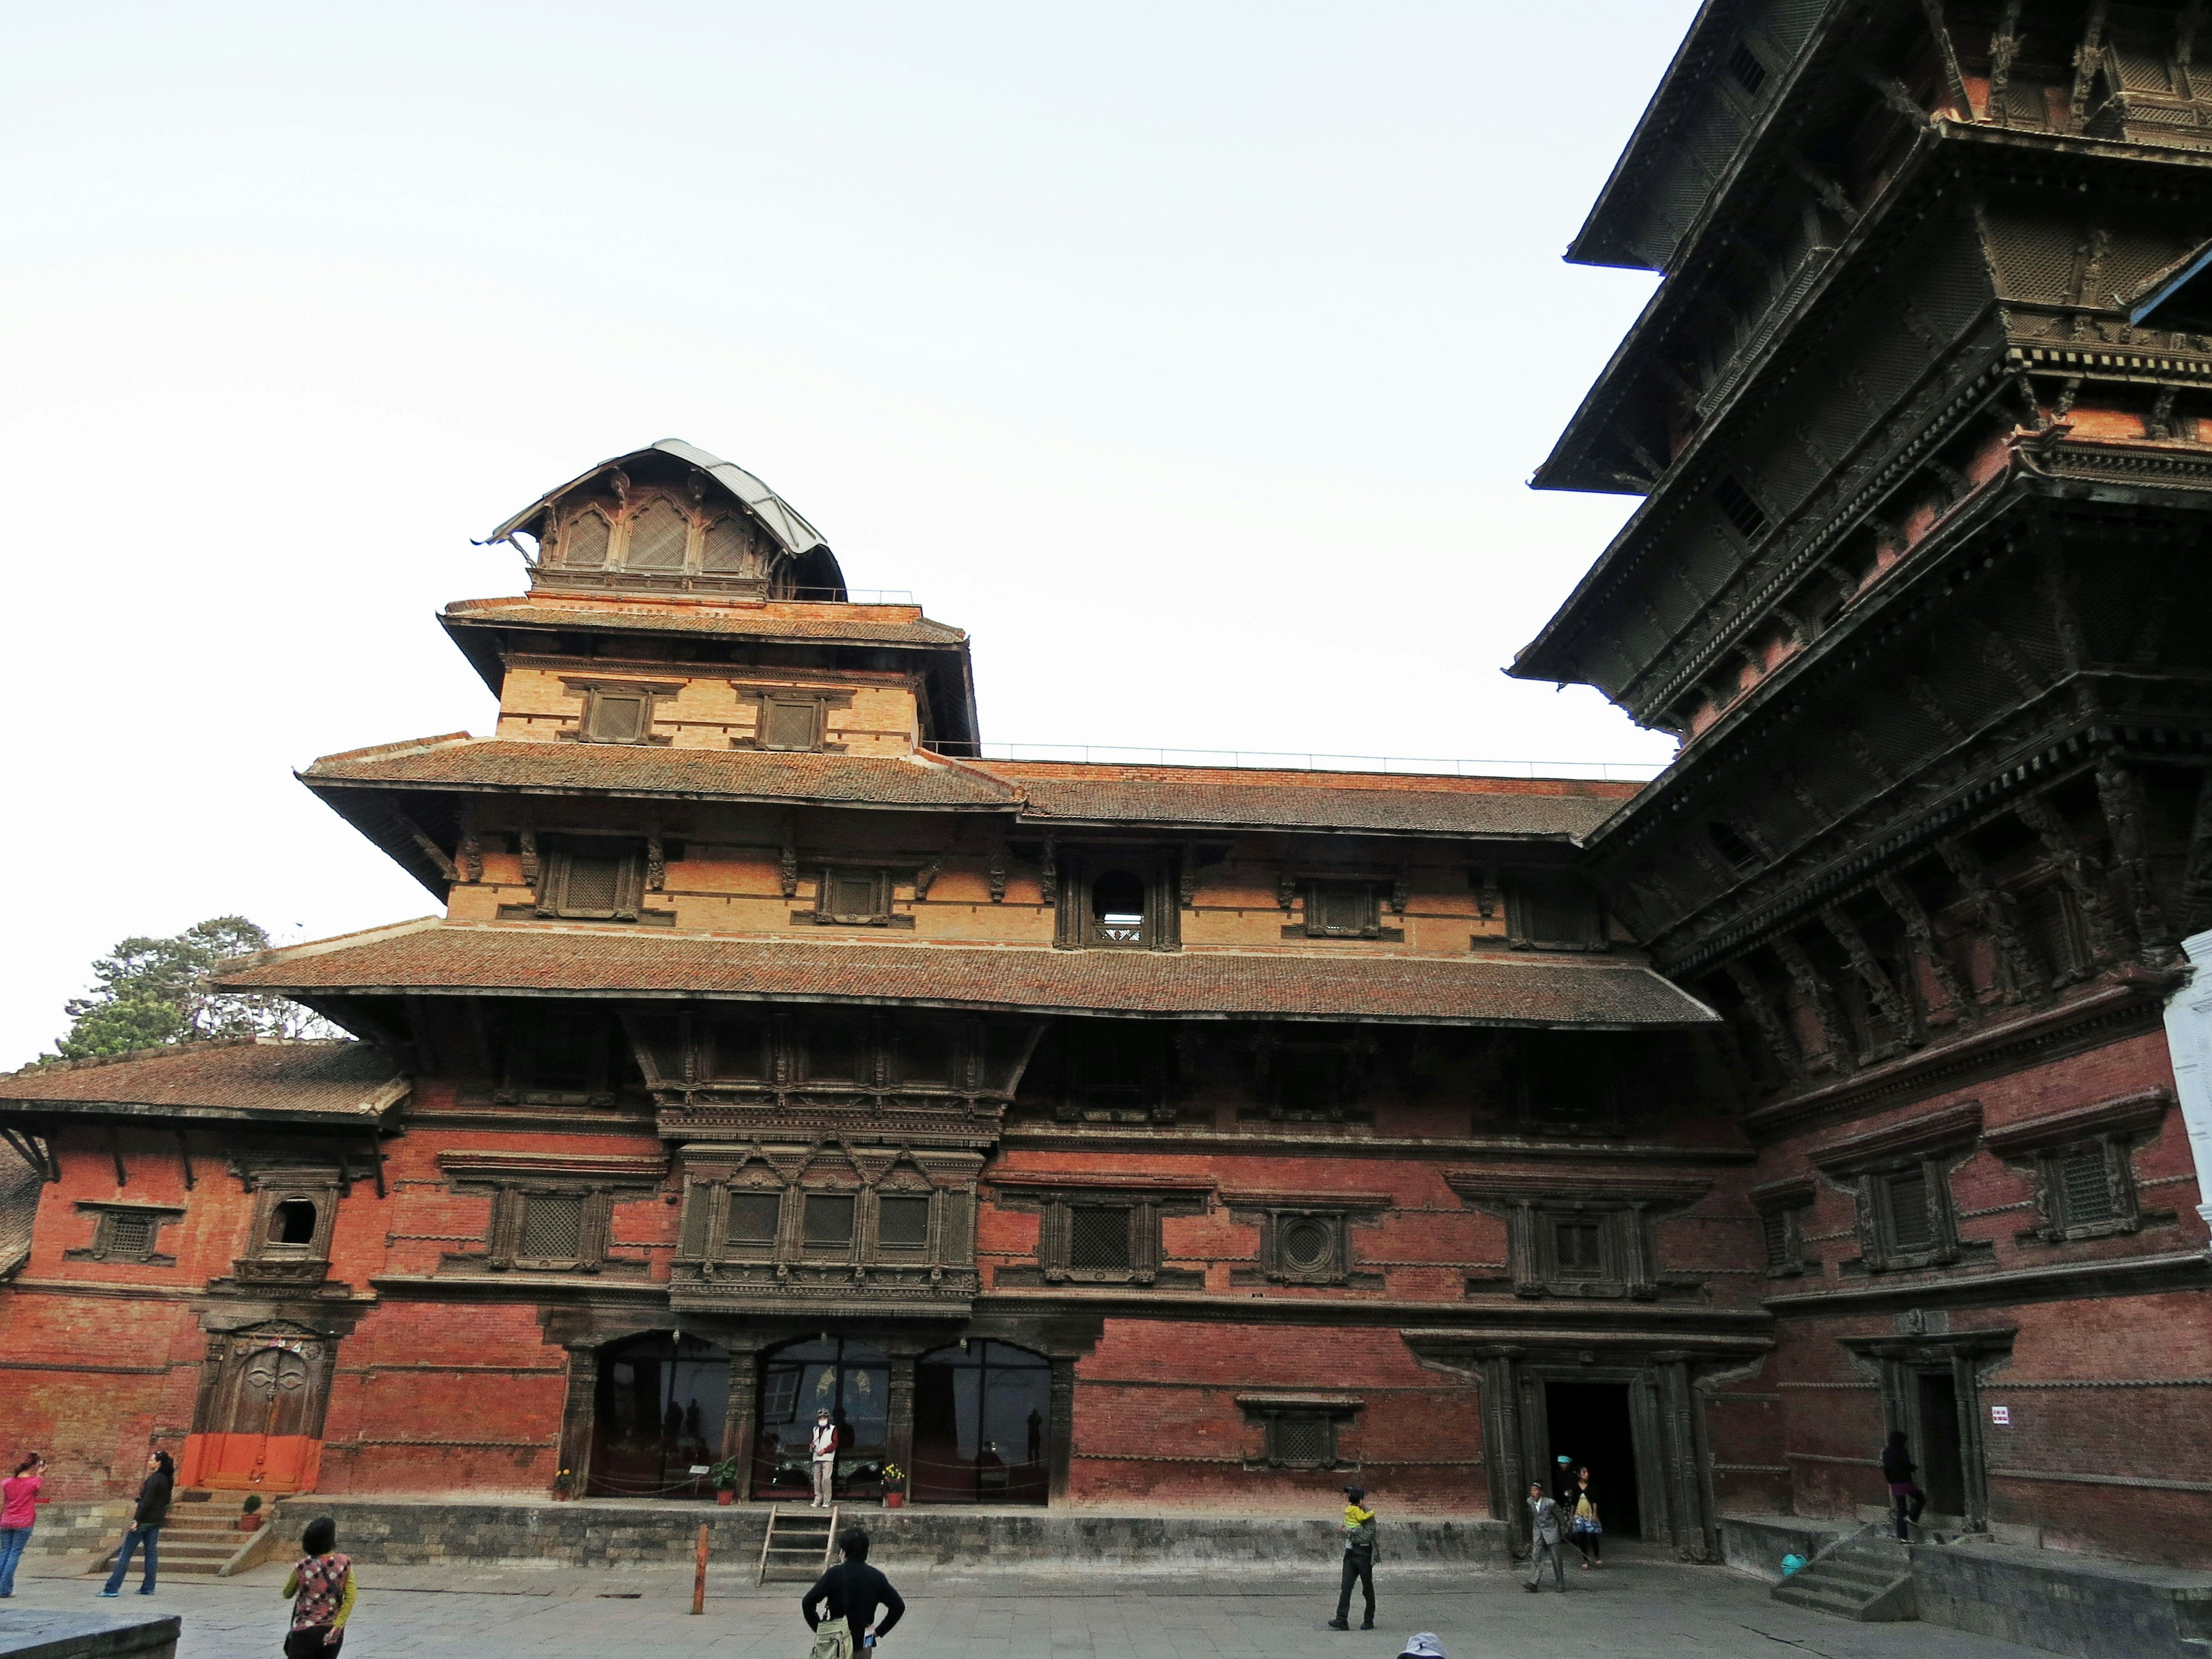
[281,1516,357,1656]
[1326,1484,1378,1631]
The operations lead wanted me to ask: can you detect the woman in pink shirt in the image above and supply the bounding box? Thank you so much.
[0,1454,47,1597]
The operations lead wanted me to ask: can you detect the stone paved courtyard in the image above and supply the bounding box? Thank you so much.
[9,1548,2053,1659]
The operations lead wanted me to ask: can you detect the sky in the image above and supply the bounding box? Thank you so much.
[0,1,1698,1070]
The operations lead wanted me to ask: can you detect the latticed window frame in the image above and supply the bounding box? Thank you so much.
[673,1177,952,1268]
[1303,881,1380,941]
[1262,1209,1350,1285]
[1503,873,1608,952]
[1856,1156,1963,1273]
[70,1202,185,1267]
[2033,1136,2142,1242]
[1753,1200,1809,1278]
[1041,1194,1165,1285]
[538,843,647,922]
[1237,1396,1362,1472]
[488,1184,613,1272]
[543,490,778,585]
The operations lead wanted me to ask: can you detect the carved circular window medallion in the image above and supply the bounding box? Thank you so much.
[1281,1216,1334,1273]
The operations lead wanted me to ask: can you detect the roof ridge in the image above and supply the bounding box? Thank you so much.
[305,732,478,770]
[212,915,446,978]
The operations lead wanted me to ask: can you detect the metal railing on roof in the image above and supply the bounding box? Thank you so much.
[921,740,1668,782]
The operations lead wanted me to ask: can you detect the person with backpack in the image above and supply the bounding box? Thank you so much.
[281,1516,357,1656]
[802,1527,904,1659]
[0,1454,48,1597]
[97,1450,172,1597]
[1325,1483,1378,1631]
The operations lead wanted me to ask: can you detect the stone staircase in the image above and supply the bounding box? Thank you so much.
[89,1491,253,1580]
[1770,1528,1916,1622]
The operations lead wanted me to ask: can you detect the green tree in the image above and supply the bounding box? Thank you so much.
[42,917,334,1063]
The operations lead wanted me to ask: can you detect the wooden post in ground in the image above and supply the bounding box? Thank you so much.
[692,1523,709,1615]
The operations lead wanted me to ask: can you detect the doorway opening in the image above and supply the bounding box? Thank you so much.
[912,1340,1050,1504]
[588,1333,729,1498]
[753,1338,890,1502]
[1915,1371,1965,1517]
[1544,1381,1641,1538]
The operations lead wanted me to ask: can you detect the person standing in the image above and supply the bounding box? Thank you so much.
[97,1450,172,1598]
[1326,1483,1377,1631]
[1566,1465,1603,1569]
[809,1408,839,1509]
[1881,1431,1925,1541]
[1523,1482,1565,1593]
[280,1516,356,1657]
[0,1454,47,1597]
[801,1527,904,1659]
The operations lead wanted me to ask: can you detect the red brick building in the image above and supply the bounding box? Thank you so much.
[5,0,2212,1577]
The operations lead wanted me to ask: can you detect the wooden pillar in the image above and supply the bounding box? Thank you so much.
[721,1339,763,1499]
[1652,1352,1712,1562]
[1472,1346,1523,1547]
[885,1342,921,1492]
[558,1343,600,1493]
[1047,1357,1077,1505]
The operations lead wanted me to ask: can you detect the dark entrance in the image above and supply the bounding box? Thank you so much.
[1544,1381,1642,1538]
[1916,1371,1966,1517]
[912,1340,1050,1504]
[589,1333,729,1498]
[753,1338,890,1501]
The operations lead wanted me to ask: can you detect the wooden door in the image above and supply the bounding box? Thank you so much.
[180,1344,325,1492]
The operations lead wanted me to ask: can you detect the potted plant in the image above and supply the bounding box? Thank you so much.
[709,1458,742,1506]
[881,1464,906,1509]
[239,1494,263,1533]
[551,1467,576,1502]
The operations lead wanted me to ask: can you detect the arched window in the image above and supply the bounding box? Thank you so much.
[1090,870,1147,945]
[912,1341,1051,1504]
[588,1332,729,1498]
[554,507,611,570]
[624,497,691,570]
[699,514,757,575]
[268,1199,318,1247]
[753,1338,890,1502]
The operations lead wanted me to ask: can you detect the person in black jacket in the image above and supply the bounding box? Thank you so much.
[97,1450,173,1597]
[802,1528,904,1654]
[1881,1431,1925,1541]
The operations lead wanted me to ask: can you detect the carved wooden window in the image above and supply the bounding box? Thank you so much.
[68,1202,183,1267]
[484,1187,609,1271]
[581,688,654,744]
[2032,1139,2141,1241]
[1552,1218,1605,1279]
[803,1193,857,1251]
[1506,874,1605,950]
[810,866,909,927]
[1055,852,1180,952]
[876,1194,931,1253]
[1089,869,1149,946]
[760,698,824,752]
[554,507,612,569]
[1502,1202,1659,1299]
[1238,1395,1360,1471]
[1854,1158,1961,1272]
[1753,1191,1811,1278]
[1260,1210,1348,1285]
[1724,40,1766,95]
[626,497,691,570]
[700,514,758,575]
[1305,882,1380,940]
[500,1014,615,1103]
[724,1190,783,1253]
[541,843,645,921]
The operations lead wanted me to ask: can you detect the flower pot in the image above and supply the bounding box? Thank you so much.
[884,1492,904,1509]
[716,1488,736,1506]
[238,1514,263,1533]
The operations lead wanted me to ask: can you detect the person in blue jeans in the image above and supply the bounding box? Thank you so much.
[98,1450,173,1597]
[0,1453,48,1596]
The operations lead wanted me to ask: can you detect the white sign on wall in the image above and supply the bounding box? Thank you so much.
[1990,1406,2010,1426]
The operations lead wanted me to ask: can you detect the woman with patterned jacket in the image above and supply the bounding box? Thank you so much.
[281,1517,357,1657]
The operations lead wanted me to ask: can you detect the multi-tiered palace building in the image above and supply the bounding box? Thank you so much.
[3,0,2210,1579]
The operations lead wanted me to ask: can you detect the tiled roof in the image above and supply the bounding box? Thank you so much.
[975,760,1636,839]
[0,1041,407,1124]
[303,737,1021,809]
[442,596,968,647]
[215,921,1716,1029]
[303,739,1634,837]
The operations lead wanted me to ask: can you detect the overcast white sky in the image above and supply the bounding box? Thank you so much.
[0,2,1698,1069]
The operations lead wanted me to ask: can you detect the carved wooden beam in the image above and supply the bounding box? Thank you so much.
[2068,1,2111,132]
[1918,0,1974,118]
[1939,838,2044,1002]
[2095,759,2177,961]
[1876,873,1974,1024]
[1772,935,1856,1073]
[1986,0,2024,123]
[395,810,460,884]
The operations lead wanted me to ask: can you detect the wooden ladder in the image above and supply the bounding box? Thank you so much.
[757,1503,840,1586]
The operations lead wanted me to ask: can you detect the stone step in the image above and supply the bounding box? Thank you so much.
[1773,1581,1880,1619]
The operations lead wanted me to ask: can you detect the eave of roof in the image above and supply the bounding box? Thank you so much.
[214,920,1719,1031]
[0,1040,408,1127]
[484,440,831,560]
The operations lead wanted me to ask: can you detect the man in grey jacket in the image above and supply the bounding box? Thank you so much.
[1524,1482,1566,1592]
